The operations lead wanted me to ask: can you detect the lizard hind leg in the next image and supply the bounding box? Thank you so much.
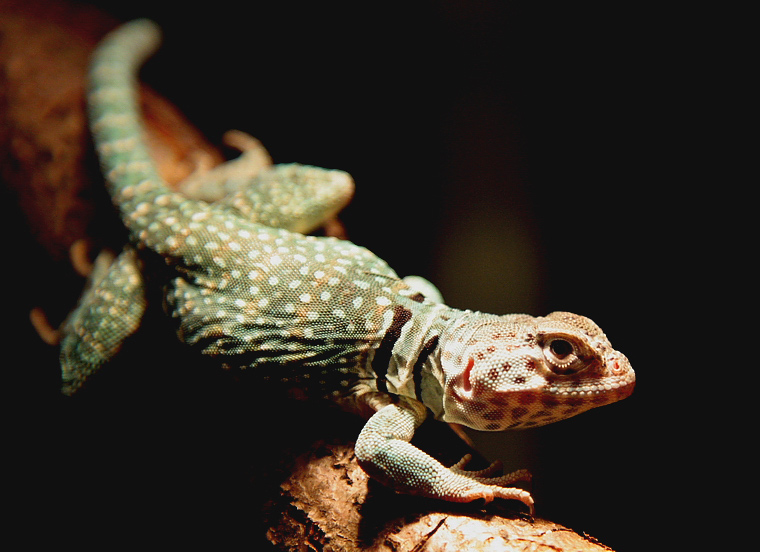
[218,130,354,234]
[175,129,354,235]
[59,248,147,395]
[218,162,355,235]
[176,130,273,203]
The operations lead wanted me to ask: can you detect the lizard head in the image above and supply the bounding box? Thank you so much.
[439,311,634,430]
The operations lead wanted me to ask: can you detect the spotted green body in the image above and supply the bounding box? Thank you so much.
[62,19,635,514]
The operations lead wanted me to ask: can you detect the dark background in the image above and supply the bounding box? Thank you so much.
[7,1,741,550]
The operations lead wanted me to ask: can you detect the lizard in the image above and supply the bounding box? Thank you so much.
[61,18,635,515]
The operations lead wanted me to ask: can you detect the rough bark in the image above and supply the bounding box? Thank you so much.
[264,423,615,551]
[1,2,615,550]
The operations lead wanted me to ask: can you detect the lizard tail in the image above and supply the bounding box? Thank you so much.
[87,19,170,222]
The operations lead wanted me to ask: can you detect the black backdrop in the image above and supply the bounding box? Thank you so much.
[6,2,738,550]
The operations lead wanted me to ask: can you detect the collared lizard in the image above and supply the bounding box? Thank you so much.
[61,19,635,514]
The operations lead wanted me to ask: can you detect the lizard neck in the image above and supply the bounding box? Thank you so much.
[380,300,470,420]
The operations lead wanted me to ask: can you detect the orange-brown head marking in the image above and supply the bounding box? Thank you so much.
[440,311,634,430]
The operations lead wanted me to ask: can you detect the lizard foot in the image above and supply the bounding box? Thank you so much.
[445,454,534,513]
[29,241,117,346]
[70,239,96,277]
[222,129,271,160]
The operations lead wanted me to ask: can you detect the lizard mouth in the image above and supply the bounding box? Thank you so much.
[461,357,474,394]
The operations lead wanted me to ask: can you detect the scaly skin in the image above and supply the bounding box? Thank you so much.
[62,19,635,514]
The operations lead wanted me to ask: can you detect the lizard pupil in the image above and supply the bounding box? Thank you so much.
[550,339,573,359]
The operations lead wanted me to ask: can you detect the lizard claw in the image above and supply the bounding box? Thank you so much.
[29,307,61,345]
[449,453,504,478]
[448,454,531,484]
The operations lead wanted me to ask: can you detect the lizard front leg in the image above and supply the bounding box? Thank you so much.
[355,396,534,514]
[401,275,444,304]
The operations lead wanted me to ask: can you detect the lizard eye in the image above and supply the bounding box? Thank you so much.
[549,339,574,359]
[543,338,584,374]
